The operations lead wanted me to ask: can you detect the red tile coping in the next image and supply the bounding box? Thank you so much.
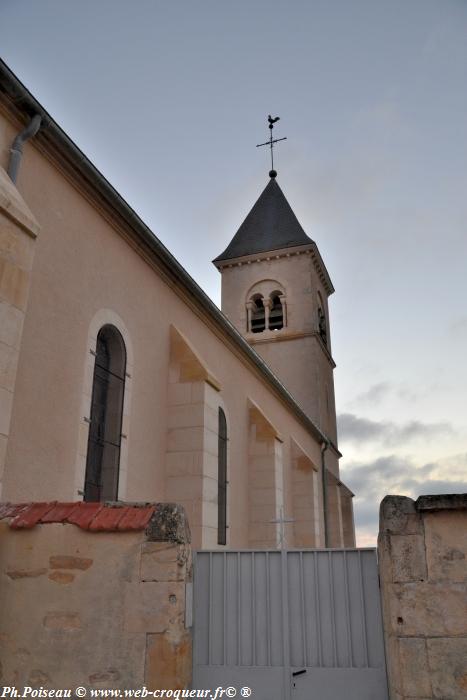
[0,502,157,532]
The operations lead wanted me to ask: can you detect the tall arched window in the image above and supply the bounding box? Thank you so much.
[84,325,126,502]
[217,407,228,545]
[250,295,266,333]
[269,292,284,330]
[317,292,328,346]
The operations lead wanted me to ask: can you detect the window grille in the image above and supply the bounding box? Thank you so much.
[218,407,228,545]
[84,325,126,502]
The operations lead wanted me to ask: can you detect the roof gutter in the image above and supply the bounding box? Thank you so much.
[0,60,341,456]
[8,113,41,183]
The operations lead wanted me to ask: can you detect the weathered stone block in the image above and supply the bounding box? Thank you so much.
[378,531,395,584]
[168,403,205,430]
[390,534,427,583]
[167,426,204,452]
[123,582,186,633]
[0,341,19,393]
[0,385,13,436]
[28,669,51,686]
[383,634,403,696]
[424,511,467,582]
[166,450,203,477]
[0,169,40,238]
[0,301,23,348]
[166,475,202,502]
[168,382,192,406]
[0,222,34,269]
[0,432,7,482]
[388,582,467,636]
[49,555,93,570]
[6,567,47,579]
[427,638,467,700]
[398,638,432,697]
[141,542,190,582]
[416,494,467,512]
[0,257,30,310]
[145,630,192,690]
[48,571,75,584]
[190,381,206,405]
[249,504,275,524]
[379,496,422,535]
[88,668,121,684]
[202,475,218,503]
[249,487,277,506]
[145,503,191,544]
[43,612,81,630]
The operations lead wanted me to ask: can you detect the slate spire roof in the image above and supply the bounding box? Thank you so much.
[213,176,314,263]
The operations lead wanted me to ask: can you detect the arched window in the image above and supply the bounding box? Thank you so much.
[84,325,126,502]
[217,407,227,545]
[250,295,266,333]
[317,293,328,346]
[269,292,284,330]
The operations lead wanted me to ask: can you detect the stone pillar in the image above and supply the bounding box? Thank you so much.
[0,167,40,499]
[166,326,222,549]
[340,484,356,547]
[246,300,254,333]
[247,404,284,548]
[325,470,344,547]
[291,440,320,547]
[142,505,193,690]
[378,494,467,700]
[263,297,271,331]
[279,294,287,327]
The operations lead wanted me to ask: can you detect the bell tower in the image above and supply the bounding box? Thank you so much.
[213,173,338,448]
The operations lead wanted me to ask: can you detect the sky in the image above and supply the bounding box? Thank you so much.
[1,0,466,545]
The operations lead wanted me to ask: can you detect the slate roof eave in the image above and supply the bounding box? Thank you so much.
[213,241,335,296]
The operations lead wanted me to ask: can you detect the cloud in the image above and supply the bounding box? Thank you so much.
[349,382,422,408]
[340,452,467,546]
[337,412,454,447]
[450,316,467,338]
[353,382,391,405]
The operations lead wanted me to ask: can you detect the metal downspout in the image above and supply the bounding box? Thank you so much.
[8,114,42,183]
[321,440,329,547]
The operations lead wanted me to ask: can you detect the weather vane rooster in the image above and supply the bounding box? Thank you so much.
[257,115,287,177]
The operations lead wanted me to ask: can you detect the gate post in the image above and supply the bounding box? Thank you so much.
[143,504,193,690]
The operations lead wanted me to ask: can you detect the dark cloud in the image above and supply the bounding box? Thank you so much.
[337,412,454,447]
[340,452,467,545]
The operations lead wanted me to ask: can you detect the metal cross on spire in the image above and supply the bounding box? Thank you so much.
[256,115,287,178]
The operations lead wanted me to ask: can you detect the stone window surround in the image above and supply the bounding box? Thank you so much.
[75,309,134,503]
[246,292,287,333]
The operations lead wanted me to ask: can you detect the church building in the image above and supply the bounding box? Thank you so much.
[0,60,355,550]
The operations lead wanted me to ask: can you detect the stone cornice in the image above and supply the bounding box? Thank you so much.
[248,329,337,368]
[213,243,334,296]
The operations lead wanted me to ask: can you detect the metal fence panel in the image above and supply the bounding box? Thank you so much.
[193,549,388,700]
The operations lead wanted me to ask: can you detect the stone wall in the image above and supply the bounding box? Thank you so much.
[0,165,39,499]
[0,502,192,690]
[378,494,467,700]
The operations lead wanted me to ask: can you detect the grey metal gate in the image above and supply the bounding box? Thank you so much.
[193,549,388,700]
